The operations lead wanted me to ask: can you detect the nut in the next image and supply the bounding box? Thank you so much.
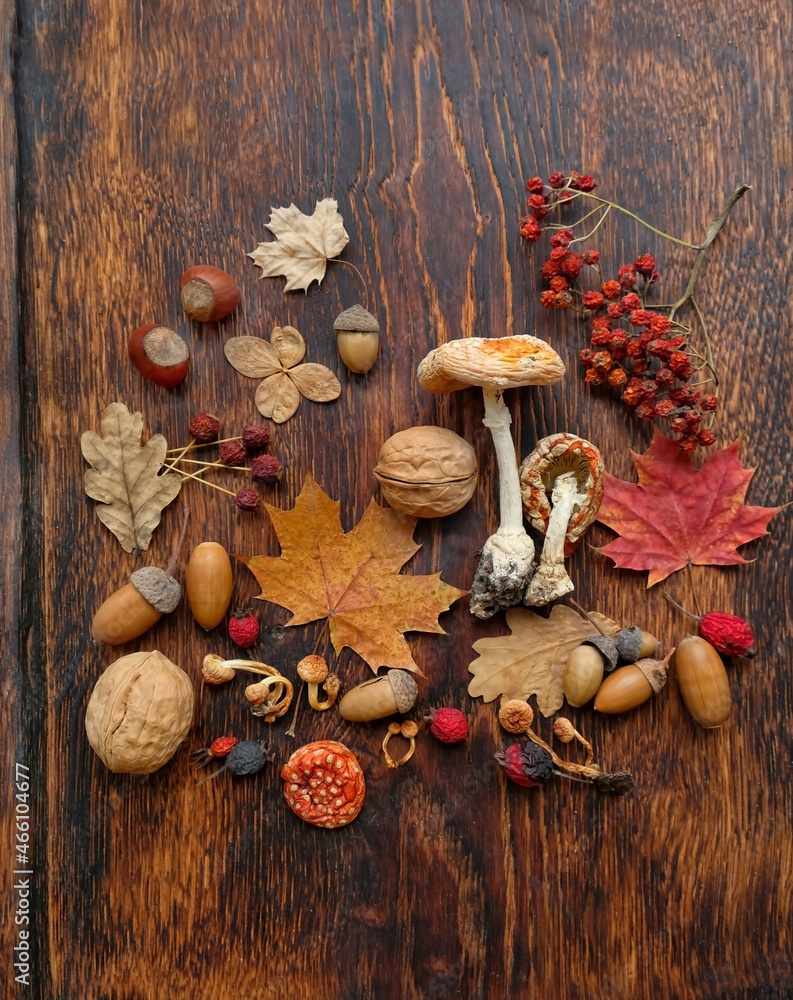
[334,304,380,373]
[373,425,478,518]
[179,265,240,322]
[563,644,605,707]
[186,542,234,630]
[674,635,731,729]
[85,650,194,773]
[128,324,190,388]
[338,669,418,721]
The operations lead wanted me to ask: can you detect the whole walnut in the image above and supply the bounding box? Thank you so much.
[85,650,194,773]
[373,425,477,518]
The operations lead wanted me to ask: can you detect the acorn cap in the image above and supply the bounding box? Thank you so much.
[635,649,675,694]
[387,669,419,713]
[334,304,379,333]
[582,634,619,671]
[130,567,181,613]
[615,626,644,662]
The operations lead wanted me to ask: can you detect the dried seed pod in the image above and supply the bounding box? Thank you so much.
[338,669,418,722]
[333,304,380,374]
[373,425,478,518]
[85,650,193,773]
[563,644,605,707]
[197,740,274,785]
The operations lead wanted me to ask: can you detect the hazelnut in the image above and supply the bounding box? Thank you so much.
[373,425,478,518]
[85,650,194,773]
[128,324,190,388]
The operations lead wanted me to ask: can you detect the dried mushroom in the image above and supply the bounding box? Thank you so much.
[85,650,194,773]
[521,433,604,606]
[418,336,565,619]
[373,425,477,518]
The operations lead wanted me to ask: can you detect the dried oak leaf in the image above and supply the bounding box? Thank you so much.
[224,325,341,423]
[468,606,619,717]
[81,402,181,553]
[248,198,350,293]
[238,474,466,673]
[596,431,779,587]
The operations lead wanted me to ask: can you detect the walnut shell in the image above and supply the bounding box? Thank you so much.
[373,425,477,518]
[85,650,194,773]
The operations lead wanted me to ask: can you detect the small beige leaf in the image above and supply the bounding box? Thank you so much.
[468,605,620,717]
[224,337,283,379]
[255,373,302,423]
[289,363,342,403]
[270,325,306,368]
[81,402,182,553]
[248,198,350,293]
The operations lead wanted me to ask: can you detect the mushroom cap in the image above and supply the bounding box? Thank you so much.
[519,433,605,555]
[417,335,565,394]
[297,654,329,684]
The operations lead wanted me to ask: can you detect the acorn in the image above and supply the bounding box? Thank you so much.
[563,644,605,707]
[338,669,418,721]
[185,542,234,630]
[333,304,380,374]
[674,635,731,728]
[91,567,181,645]
[594,649,674,714]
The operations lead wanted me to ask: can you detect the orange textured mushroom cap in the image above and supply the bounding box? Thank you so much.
[417,335,565,394]
[519,433,605,556]
[296,654,329,684]
[281,740,365,828]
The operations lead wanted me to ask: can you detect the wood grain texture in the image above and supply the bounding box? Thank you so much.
[7,0,793,997]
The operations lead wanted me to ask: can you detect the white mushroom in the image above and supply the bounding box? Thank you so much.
[520,433,604,607]
[417,336,565,619]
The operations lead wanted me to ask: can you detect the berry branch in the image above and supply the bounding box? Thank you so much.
[520,172,750,453]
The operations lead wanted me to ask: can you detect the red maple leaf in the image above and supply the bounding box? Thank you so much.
[596,431,779,587]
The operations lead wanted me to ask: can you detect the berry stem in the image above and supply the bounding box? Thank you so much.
[165,507,191,576]
[665,590,702,621]
[565,190,702,250]
[569,205,611,244]
[568,598,608,636]
[169,437,196,466]
[166,436,242,453]
[328,258,369,308]
[169,458,250,471]
[180,471,237,497]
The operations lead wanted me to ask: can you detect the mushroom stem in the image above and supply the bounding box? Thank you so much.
[469,387,535,620]
[523,472,581,607]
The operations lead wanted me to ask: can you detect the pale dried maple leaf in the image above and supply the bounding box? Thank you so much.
[468,605,619,717]
[237,474,466,673]
[81,402,181,553]
[596,431,779,587]
[224,325,341,423]
[248,198,350,293]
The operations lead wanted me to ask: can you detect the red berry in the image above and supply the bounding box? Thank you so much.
[547,171,567,189]
[228,611,260,649]
[235,488,262,511]
[634,253,656,276]
[495,742,554,788]
[697,429,717,447]
[219,440,247,466]
[242,425,271,449]
[189,412,220,443]
[560,252,583,279]
[699,612,755,657]
[582,290,604,310]
[654,398,675,418]
[549,275,569,293]
[520,216,541,242]
[251,455,284,484]
[618,264,637,288]
[549,228,574,248]
[539,290,556,308]
[700,394,718,412]
[526,177,545,194]
[210,736,238,758]
[582,249,600,265]
[601,280,621,300]
[425,708,469,744]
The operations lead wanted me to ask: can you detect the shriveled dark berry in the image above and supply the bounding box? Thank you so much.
[251,454,284,484]
[235,489,262,511]
[242,425,271,449]
[594,770,635,796]
[224,740,274,776]
[219,440,247,466]
[189,412,220,443]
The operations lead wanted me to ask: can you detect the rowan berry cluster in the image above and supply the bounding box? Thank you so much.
[520,171,718,451]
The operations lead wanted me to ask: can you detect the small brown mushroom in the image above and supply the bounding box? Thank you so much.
[520,433,604,607]
[417,336,565,619]
[297,655,340,711]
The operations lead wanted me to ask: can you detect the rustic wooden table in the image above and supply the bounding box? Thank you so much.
[3,1,792,998]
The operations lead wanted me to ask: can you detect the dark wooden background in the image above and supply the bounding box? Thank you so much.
[3,1,792,997]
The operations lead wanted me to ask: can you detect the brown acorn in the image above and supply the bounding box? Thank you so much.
[594,649,674,714]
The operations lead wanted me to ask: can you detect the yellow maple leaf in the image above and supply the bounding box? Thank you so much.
[238,475,466,673]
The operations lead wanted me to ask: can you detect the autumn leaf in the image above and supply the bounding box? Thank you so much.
[238,474,466,673]
[248,198,350,293]
[224,325,340,423]
[468,606,619,717]
[81,402,181,553]
[596,431,779,587]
